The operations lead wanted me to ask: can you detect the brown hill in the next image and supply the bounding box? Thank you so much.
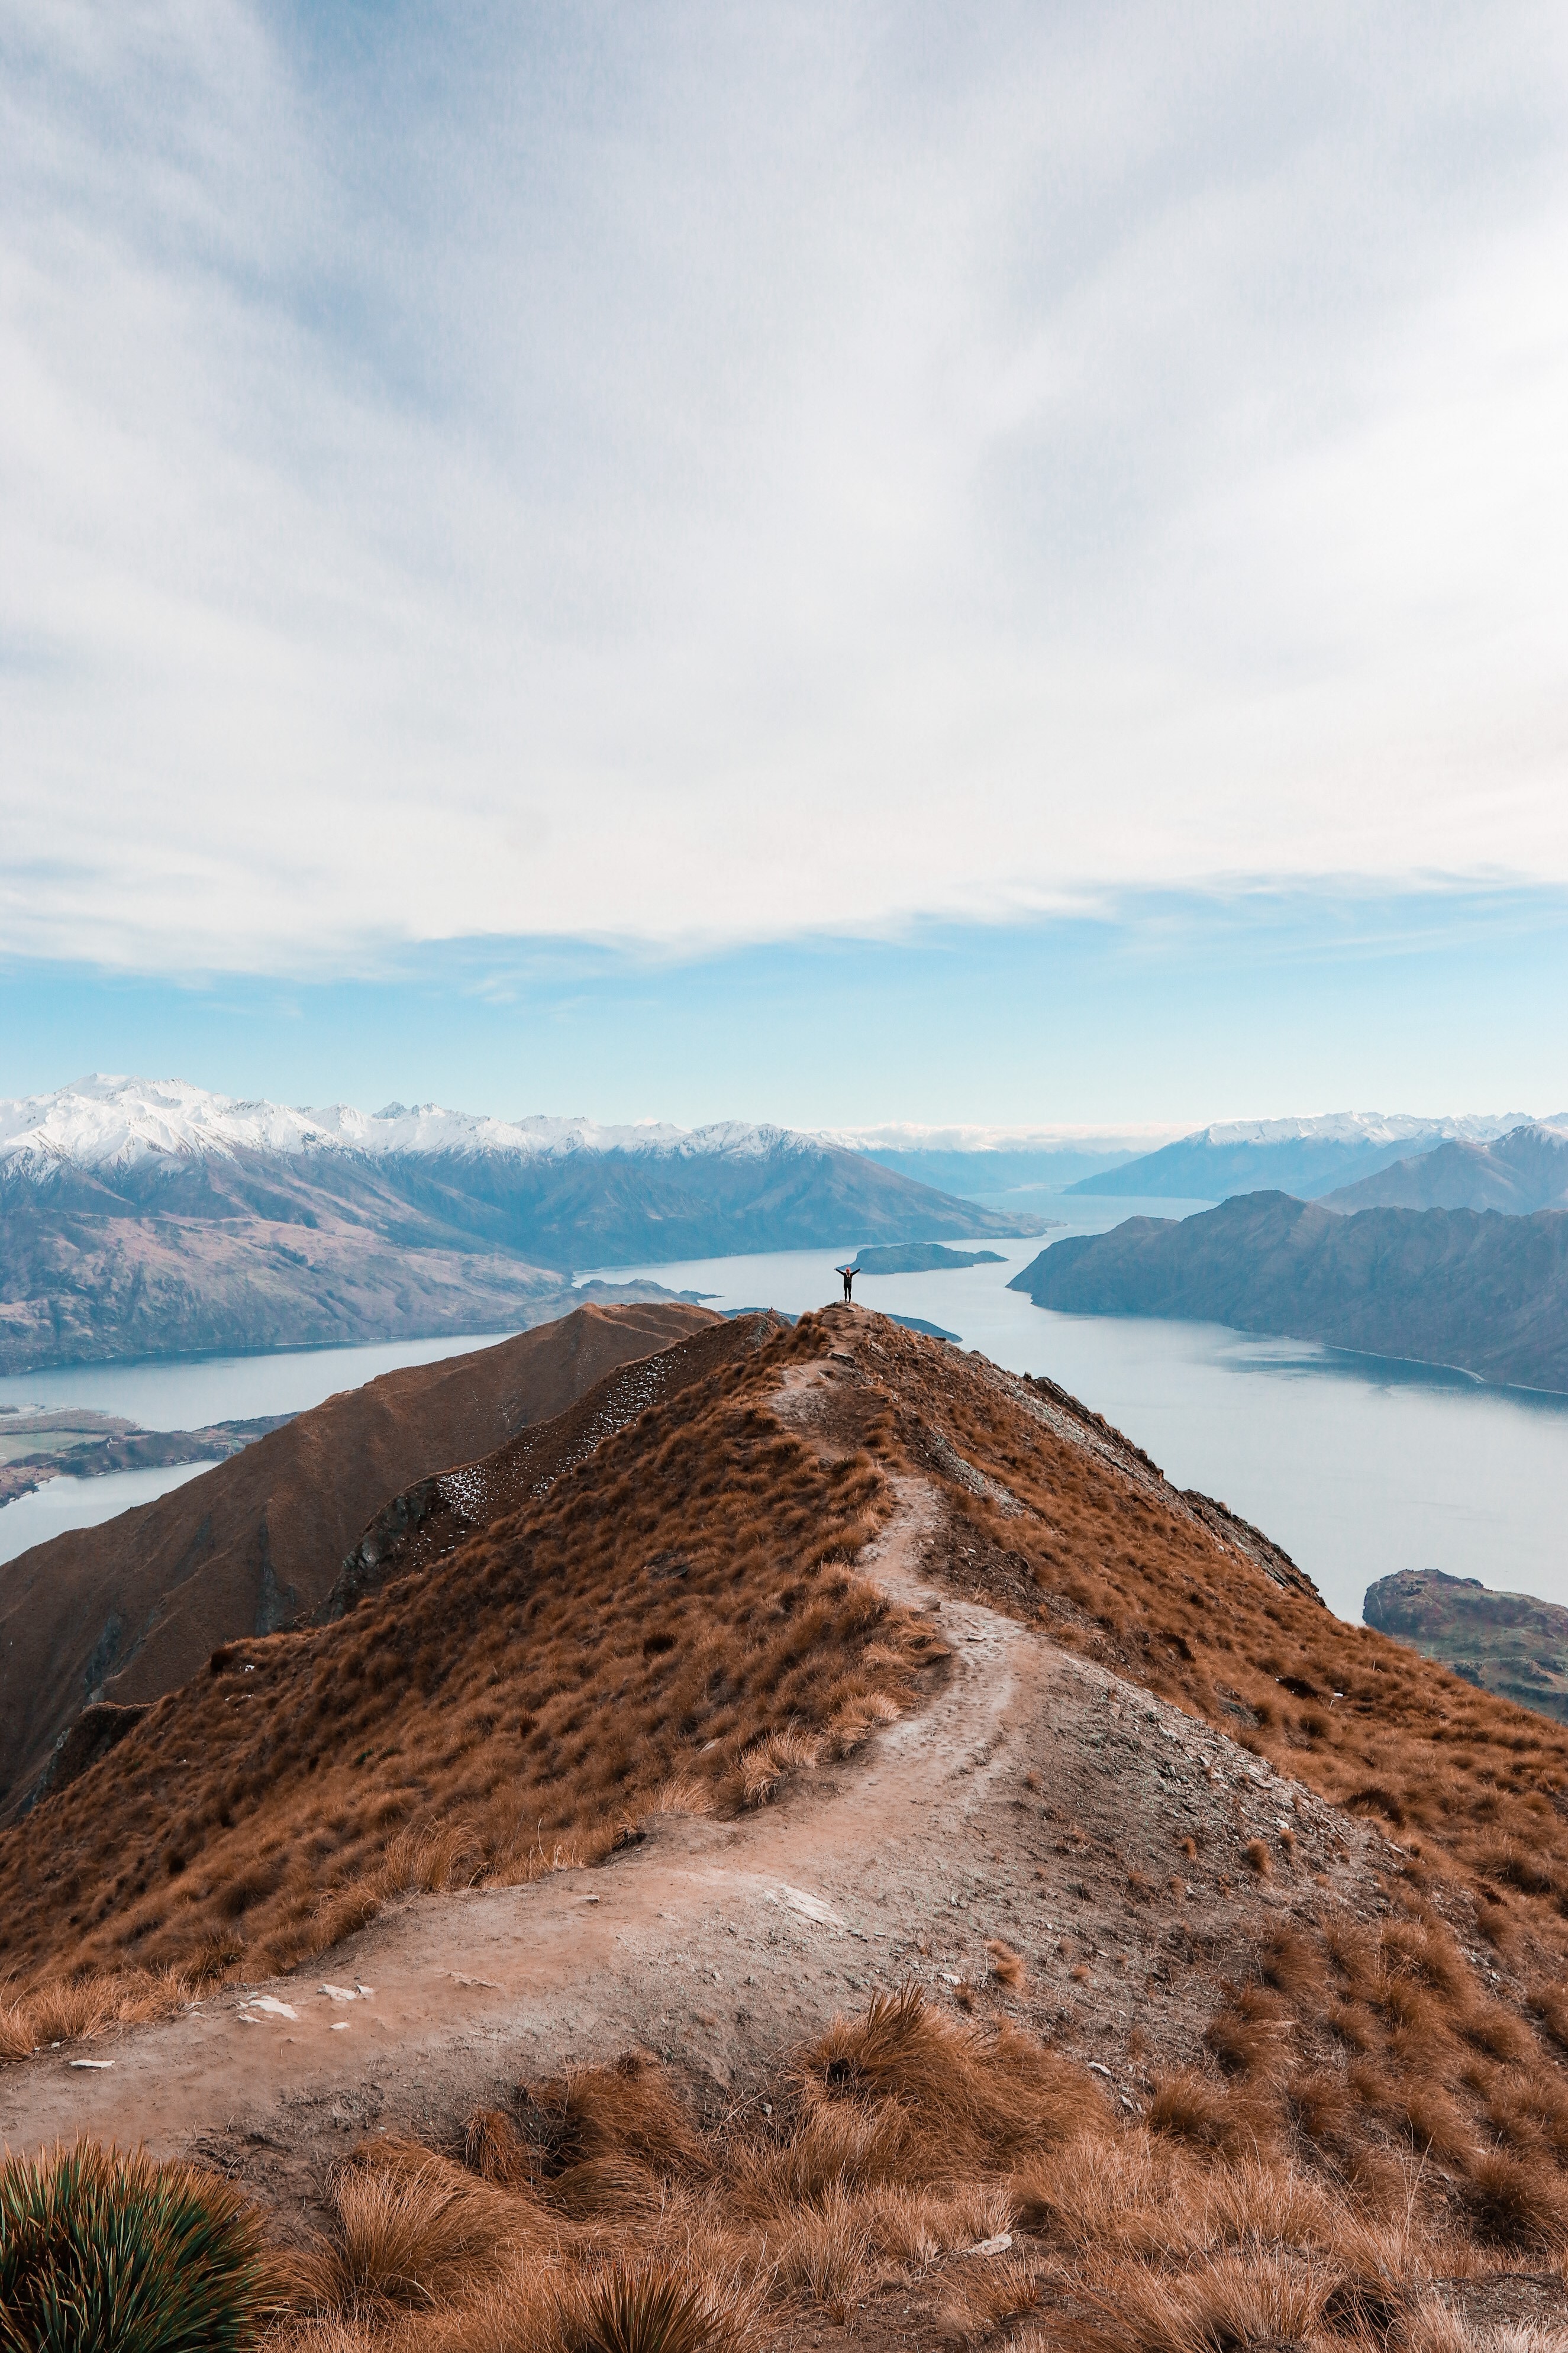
[322,1310,792,1618]
[0,1162,592,1373]
[6,1308,1568,2336]
[0,1301,718,1816]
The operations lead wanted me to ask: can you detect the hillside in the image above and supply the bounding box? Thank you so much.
[1010,1190,1568,1390]
[0,1077,1043,1370]
[6,1307,1568,2346]
[0,1302,717,1815]
[1366,1567,1568,1723]
[1327,1121,1568,1213]
[1066,1110,1536,1200]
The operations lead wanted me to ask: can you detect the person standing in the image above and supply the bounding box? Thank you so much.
[837,1263,859,1303]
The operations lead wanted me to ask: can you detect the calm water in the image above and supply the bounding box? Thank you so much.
[0,1461,211,1567]
[584,1198,1568,1627]
[2,1202,1564,1622]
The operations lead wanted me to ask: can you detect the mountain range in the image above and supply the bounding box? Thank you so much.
[1010,1190,1568,1390]
[0,1077,1043,1371]
[1323,1121,1568,1213]
[1066,1110,1550,1200]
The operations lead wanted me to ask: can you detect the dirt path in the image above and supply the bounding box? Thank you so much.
[0,1334,1393,2217]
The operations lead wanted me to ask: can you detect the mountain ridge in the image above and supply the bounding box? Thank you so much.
[1009,1190,1568,1391]
[0,1302,721,1813]
[1324,1121,1568,1214]
[1064,1109,1551,1200]
[0,1077,1044,1371]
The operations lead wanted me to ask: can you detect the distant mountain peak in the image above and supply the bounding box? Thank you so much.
[0,1076,818,1178]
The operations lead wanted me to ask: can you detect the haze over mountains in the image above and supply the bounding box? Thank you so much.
[1324,1121,1568,1213]
[1067,1110,1548,1201]
[0,1077,1041,1371]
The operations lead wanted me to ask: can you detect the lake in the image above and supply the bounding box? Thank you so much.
[2,1200,1564,1623]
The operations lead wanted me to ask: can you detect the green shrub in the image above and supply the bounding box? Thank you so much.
[0,2139,264,2352]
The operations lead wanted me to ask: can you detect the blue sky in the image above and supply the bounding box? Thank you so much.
[3,7,1567,1126]
[4,886,1563,1131]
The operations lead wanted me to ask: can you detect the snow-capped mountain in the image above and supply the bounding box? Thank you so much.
[0,1077,1045,1374]
[1064,1110,1564,1203]
[1195,1112,1537,1148]
[0,1076,808,1181]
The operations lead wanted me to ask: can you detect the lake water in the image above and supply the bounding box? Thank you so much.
[2,1202,1564,1622]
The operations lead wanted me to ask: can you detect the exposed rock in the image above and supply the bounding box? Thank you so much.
[1364,1567,1568,1723]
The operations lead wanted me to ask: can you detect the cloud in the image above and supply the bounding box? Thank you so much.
[3,2,1567,973]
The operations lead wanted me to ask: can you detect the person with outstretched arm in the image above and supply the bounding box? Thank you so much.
[836,1262,859,1303]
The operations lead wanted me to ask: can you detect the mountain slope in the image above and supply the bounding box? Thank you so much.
[0,1079,1044,1370]
[0,1302,718,1814]
[1325,1121,1568,1213]
[7,1306,1568,2313]
[1066,1111,1535,1200]
[1010,1192,1568,1389]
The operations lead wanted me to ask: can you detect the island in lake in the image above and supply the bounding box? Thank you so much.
[850,1242,1009,1274]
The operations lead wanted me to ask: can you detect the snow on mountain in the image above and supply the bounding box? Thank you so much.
[820,1121,1181,1154]
[1198,1112,1533,1148]
[0,1077,809,1181]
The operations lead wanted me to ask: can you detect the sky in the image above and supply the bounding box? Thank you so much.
[3,4,1567,1126]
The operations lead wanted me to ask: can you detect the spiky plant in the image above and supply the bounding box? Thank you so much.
[560,2261,742,2353]
[0,2139,264,2353]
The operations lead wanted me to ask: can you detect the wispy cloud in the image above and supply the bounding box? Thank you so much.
[4,4,1567,973]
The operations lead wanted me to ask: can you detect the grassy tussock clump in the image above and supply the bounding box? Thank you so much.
[0,1963,202,2062]
[0,2140,264,2352]
[0,1327,944,2005]
[238,1990,1568,2351]
[1138,1915,1568,2248]
[21,1992,1568,2351]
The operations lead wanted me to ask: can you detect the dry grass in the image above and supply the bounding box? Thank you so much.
[0,1963,197,2059]
[0,1322,946,2005]
[985,1937,1026,1991]
[246,1986,1567,2352]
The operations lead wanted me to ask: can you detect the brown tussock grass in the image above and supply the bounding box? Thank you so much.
[250,1986,1568,2353]
[0,1319,947,2010]
[985,1937,1026,1990]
